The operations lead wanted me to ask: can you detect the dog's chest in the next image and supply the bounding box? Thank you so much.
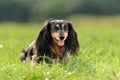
[50,45,65,55]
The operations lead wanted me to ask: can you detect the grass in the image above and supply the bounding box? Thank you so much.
[0,16,120,80]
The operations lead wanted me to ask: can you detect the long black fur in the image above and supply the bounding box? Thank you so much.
[20,19,79,63]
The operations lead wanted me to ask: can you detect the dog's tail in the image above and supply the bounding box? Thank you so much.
[19,50,28,63]
[19,41,35,63]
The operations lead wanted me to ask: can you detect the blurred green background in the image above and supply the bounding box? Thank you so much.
[0,0,120,79]
[0,0,120,22]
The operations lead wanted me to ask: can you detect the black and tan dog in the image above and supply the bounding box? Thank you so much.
[20,19,79,65]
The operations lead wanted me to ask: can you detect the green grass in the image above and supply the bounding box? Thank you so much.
[0,16,120,80]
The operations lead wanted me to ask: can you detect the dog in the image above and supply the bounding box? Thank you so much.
[20,19,79,65]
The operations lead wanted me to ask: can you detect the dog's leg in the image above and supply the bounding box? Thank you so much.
[31,54,40,66]
[62,52,69,64]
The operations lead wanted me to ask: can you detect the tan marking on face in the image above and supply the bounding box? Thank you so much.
[62,23,65,27]
[56,24,59,27]
[51,31,68,41]
[51,32,59,41]
[64,32,68,40]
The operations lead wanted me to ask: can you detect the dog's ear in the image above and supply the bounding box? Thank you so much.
[66,22,79,55]
[35,21,52,56]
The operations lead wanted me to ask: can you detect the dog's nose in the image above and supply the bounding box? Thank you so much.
[60,36,64,40]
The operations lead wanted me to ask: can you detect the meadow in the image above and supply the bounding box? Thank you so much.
[0,15,120,80]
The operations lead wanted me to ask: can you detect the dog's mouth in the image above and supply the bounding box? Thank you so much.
[57,40,64,46]
[54,38,65,46]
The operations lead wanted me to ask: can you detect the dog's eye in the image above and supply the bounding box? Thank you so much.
[64,26,68,31]
[55,26,59,31]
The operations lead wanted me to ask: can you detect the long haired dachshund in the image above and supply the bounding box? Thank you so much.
[20,19,79,65]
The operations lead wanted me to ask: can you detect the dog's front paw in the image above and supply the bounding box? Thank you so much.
[31,61,38,66]
[31,55,39,66]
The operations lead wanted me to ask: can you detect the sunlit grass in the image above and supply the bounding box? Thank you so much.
[0,16,120,80]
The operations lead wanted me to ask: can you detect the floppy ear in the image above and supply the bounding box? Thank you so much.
[35,22,52,56]
[66,22,79,55]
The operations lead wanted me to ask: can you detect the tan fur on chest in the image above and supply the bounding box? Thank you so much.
[50,45,65,55]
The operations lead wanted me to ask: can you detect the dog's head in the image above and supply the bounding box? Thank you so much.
[49,20,69,46]
[35,19,79,55]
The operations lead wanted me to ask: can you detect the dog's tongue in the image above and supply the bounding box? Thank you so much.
[58,40,64,46]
